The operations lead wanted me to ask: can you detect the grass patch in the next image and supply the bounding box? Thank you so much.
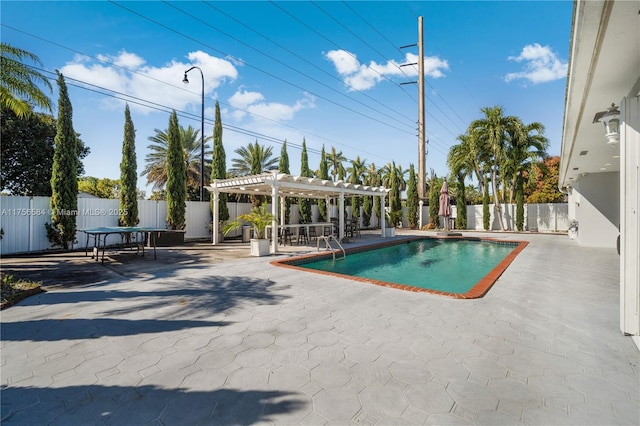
[1,273,44,309]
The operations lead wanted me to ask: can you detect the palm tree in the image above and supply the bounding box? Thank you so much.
[365,163,381,227]
[1,43,52,117]
[327,147,346,182]
[468,106,519,230]
[230,140,278,206]
[505,119,548,230]
[347,156,367,184]
[347,156,367,218]
[448,132,488,195]
[380,162,408,198]
[229,140,279,176]
[142,125,212,200]
[504,120,548,203]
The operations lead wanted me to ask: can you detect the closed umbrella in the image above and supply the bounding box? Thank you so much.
[438,179,451,230]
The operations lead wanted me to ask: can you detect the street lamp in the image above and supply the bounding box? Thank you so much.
[183,66,205,201]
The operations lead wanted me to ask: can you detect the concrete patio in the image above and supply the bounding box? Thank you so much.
[1,231,638,425]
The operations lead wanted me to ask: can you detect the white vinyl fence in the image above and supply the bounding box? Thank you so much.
[0,197,211,255]
[0,195,570,255]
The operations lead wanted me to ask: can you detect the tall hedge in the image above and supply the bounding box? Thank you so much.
[278,140,292,224]
[211,101,229,221]
[317,145,329,222]
[45,71,78,250]
[119,104,139,226]
[483,176,490,230]
[298,139,312,223]
[406,164,418,229]
[165,110,186,230]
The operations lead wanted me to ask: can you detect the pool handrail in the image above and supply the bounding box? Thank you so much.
[317,235,345,260]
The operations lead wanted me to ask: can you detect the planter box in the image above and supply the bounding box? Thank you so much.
[384,228,396,237]
[148,230,185,247]
[250,238,270,256]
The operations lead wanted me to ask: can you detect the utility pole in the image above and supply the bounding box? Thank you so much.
[417,16,426,201]
[400,17,427,200]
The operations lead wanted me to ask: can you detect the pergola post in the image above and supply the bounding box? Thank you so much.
[381,194,386,237]
[325,196,331,223]
[271,175,279,254]
[339,191,345,241]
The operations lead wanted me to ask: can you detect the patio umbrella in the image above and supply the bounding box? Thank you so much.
[438,179,451,229]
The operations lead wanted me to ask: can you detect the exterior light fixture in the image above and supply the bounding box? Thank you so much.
[593,103,620,146]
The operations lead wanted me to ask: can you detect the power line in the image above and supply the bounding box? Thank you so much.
[108,0,417,137]
[200,0,416,127]
[309,1,418,104]
[2,24,392,157]
[33,65,433,166]
[339,1,418,104]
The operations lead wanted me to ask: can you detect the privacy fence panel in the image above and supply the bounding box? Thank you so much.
[185,201,211,239]
[0,196,571,255]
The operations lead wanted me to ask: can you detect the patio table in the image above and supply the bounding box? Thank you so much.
[80,227,170,264]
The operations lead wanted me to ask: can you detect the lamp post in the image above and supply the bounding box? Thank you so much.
[183,66,205,201]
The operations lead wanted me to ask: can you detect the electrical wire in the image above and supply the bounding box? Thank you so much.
[108,0,417,137]
[200,0,415,125]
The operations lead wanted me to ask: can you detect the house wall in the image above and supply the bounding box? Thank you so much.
[620,86,640,340]
[569,172,620,248]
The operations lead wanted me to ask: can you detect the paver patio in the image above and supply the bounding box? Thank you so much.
[1,232,638,425]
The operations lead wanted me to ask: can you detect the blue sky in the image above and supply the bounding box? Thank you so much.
[2,1,573,196]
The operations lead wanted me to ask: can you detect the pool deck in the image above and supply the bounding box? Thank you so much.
[1,230,639,425]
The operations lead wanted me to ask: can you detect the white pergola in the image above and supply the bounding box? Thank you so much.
[208,171,390,253]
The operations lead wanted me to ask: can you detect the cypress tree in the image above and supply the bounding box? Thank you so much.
[429,176,440,227]
[211,101,229,221]
[455,172,467,230]
[45,71,78,250]
[406,164,418,229]
[317,145,329,222]
[166,110,186,230]
[119,104,139,226]
[278,140,292,224]
[483,176,490,230]
[389,162,402,227]
[298,138,312,223]
[515,175,525,231]
[373,170,381,228]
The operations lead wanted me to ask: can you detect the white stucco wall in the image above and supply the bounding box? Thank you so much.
[620,88,640,341]
[569,172,620,248]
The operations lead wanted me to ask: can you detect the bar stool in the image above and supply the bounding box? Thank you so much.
[298,227,309,245]
[279,228,292,245]
[308,226,317,242]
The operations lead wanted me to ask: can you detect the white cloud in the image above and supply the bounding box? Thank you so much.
[325,50,360,75]
[325,49,449,91]
[96,50,146,70]
[504,43,567,84]
[228,89,316,123]
[60,50,238,114]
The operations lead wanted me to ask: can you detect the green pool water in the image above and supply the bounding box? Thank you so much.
[298,238,518,294]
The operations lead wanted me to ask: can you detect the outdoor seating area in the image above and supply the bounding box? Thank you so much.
[267,218,364,246]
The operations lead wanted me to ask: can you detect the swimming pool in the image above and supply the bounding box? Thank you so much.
[272,237,528,298]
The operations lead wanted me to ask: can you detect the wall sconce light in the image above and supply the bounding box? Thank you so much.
[593,103,620,146]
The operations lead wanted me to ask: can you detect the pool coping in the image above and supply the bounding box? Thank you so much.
[270,236,529,299]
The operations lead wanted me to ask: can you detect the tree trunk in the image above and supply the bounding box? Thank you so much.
[491,166,507,230]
